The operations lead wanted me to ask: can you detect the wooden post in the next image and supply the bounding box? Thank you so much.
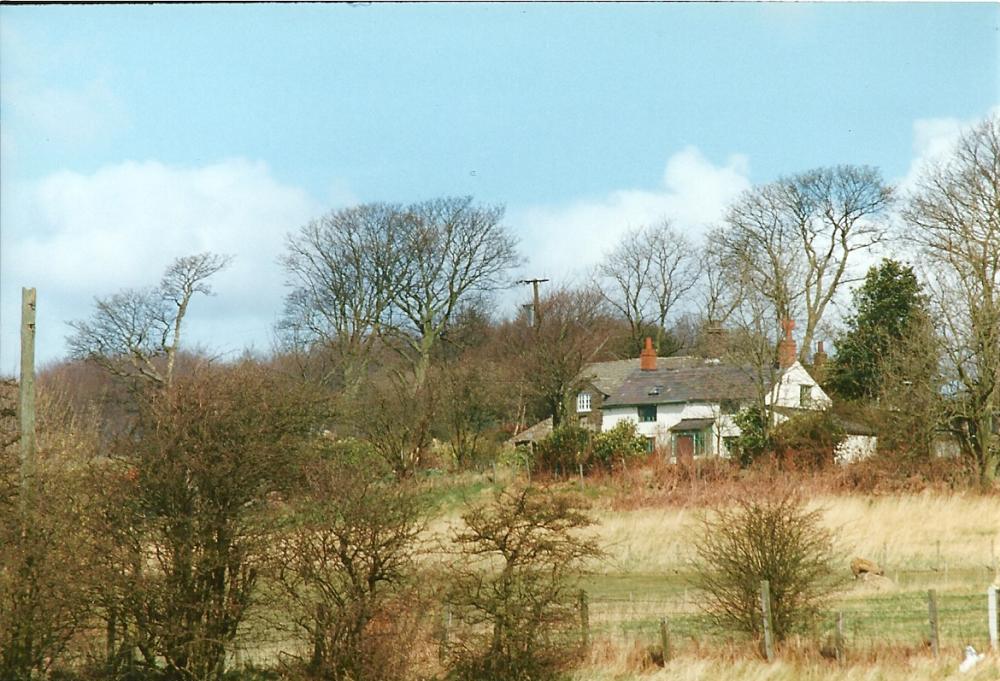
[927,589,939,657]
[19,287,37,510]
[579,463,585,488]
[659,617,671,663]
[835,611,845,665]
[988,585,998,652]
[760,580,775,662]
[579,589,589,653]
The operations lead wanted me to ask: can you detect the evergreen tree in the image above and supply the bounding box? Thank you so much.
[827,260,928,401]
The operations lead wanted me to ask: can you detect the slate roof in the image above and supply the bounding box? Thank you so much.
[508,417,552,445]
[603,363,762,407]
[580,356,700,396]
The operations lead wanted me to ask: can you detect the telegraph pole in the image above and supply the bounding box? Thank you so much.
[19,287,37,510]
[518,278,549,330]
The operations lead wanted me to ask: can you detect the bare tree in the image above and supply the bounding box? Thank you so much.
[699,230,744,327]
[445,486,602,681]
[902,114,1000,483]
[390,197,521,389]
[68,252,231,388]
[273,444,425,680]
[280,197,521,392]
[279,204,404,393]
[719,166,892,360]
[507,287,616,428]
[597,221,700,354]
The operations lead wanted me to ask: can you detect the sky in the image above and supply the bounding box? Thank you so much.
[1,3,998,371]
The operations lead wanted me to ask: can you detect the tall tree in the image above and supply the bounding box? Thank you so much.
[68,252,231,388]
[597,221,700,354]
[507,287,616,428]
[826,259,931,401]
[390,197,521,389]
[902,114,1000,483]
[719,166,892,359]
[279,203,404,392]
[280,197,520,392]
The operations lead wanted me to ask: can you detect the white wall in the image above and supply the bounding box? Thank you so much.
[767,362,832,410]
[603,402,734,455]
[835,435,877,464]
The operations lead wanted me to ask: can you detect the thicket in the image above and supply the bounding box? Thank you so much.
[533,421,646,475]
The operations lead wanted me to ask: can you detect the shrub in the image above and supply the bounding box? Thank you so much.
[533,425,591,475]
[690,493,835,644]
[591,421,646,470]
[445,486,602,681]
[729,406,772,467]
[273,446,426,681]
[771,411,846,469]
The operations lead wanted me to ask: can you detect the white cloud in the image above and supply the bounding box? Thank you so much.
[510,146,752,282]
[897,106,1000,194]
[1,159,324,370]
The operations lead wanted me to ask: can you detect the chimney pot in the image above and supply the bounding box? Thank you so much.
[640,337,657,371]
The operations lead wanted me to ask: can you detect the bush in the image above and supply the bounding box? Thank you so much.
[728,406,772,467]
[273,446,426,681]
[690,493,835,644]
[771,411,846,469]
[591,421,646,470]
[533,425,591,475]
[445,486,602,681]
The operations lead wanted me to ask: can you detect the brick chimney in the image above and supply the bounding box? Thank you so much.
[777,319,797,369]
[640,337,657,371]
[704,320,726,359]
[812,341,828,380]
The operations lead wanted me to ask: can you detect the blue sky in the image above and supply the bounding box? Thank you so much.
[1,3,998,370]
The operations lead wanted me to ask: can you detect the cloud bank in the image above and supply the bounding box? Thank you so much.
[510,147,752,283]
[1,159,319,371]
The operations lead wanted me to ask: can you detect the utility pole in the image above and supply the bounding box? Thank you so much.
[518,278,549,330]
[19,287,37,510]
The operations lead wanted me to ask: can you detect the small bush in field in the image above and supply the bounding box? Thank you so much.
[445,486,602,681]
[690,493,835,643]
[592,421,646,470]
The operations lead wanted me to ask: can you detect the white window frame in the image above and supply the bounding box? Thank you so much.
[576,392,592,413]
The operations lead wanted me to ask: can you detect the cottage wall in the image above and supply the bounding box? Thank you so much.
[835,435,878,463]
[767,362,833,409]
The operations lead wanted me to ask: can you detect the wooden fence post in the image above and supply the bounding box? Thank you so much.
[835,611,845,665]
[760,580,775,662]
[988,585,998,652]
[659,617,671,663]
[579,589,589,653]
[927,589,939,658]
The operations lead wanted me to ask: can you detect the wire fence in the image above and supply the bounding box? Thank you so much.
[580,574,1000,656]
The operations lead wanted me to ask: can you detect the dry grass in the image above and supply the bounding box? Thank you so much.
[573,637,1000,681]
[586,493,1000,575]
[414,472,1000,679]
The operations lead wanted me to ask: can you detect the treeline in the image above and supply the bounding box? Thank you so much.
[57,114,999,482]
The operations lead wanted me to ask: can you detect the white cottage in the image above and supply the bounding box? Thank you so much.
[597,330,832,461]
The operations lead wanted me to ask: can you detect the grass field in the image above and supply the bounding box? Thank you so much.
[564,492,1000,679]
[266,473,1000,679]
